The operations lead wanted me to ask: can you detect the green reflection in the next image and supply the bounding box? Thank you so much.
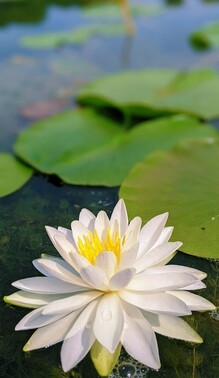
[0,0,112,27]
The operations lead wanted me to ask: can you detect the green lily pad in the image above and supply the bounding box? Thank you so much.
[120,138,219,259]
[14,108,217,186]
[77,68,219,120]
[190,22,219,49]
[20,24,125,49]
[0,153,33,198]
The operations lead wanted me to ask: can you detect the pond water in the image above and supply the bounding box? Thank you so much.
[0,0,219,377]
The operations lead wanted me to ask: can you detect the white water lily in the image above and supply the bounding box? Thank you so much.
[5,199,215,375]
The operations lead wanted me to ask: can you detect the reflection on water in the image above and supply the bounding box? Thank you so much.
[0,0,106,26]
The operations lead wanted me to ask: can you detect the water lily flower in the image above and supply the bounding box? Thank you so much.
[4,199,215,376]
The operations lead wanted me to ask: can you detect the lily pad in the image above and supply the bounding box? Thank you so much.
[0,153,33,198]
[190,22,219,49]
[120,138,219,259]
[77,68,219,120]
[20,24,125,49]
[14,109,217,186]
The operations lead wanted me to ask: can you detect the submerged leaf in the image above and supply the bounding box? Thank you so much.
[77,68,219,120]
[0,153,33,198]
[120,138,219,259]
[14,109,217,186]
[90,340,121,377]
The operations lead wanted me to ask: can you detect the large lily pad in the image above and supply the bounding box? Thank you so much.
[20,24,125,49]
[0,153,33,197]
[120,138,219,259]
[77,69,219,120]
[14,109,217,186]
[190,22,219,49]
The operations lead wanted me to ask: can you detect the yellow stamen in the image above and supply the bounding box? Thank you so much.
[77,229,122,264]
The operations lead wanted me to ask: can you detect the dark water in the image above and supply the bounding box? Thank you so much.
[0,1,219,377]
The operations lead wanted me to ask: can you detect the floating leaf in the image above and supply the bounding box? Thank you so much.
[20,24,125,49]
[190,22,219,49]
[77,68,219,120]
[0,153,33,198]
[14,109,217,186]
[120,138,219,259]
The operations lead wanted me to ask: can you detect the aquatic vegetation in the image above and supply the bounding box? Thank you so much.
[77,69,219,120]
[13,110,217,187]
[190,22,219,50]
[5,199,215,376]
[0,153,33,197]
[120,138,219,259]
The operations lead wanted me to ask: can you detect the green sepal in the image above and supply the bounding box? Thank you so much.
[90,340,121,377]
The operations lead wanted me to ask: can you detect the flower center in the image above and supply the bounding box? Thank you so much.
[77,229,121,264]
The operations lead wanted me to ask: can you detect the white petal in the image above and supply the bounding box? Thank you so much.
[119,291,191,316]
[65,299,98,340]
[181,281,206,290]
[94,211,110,240]
[40,254,79,276]
[54,234,90,272]
[138,212,169,258]
[61,320,95,372]
[4,290,68,308]
[119,244,138,271]
[144,265,207,280]
[80,265,109,291]
[109,268,136,291]
[71,220,90,247]
[134,242,182,273]
[126,272,199,292]
[79,208,95,230]
[122,217,142,252]
[110,218,119,240]
[70,249,91,272]
[33,258,90,288]
[45,226,65,251]
[121,301,160,370]
[15,307,64,330]
[95,251,117,278]
[167,291,215,311]
[110,199,128,237]
[53,234,77,266]
[144,312,203,343]
[43,291,102,315]
[152,226,174,249]
[58,226,75,246]
[94,293,124,353]
[23,311,80,351]
[45,226,76,264]
[12,277,80,294]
